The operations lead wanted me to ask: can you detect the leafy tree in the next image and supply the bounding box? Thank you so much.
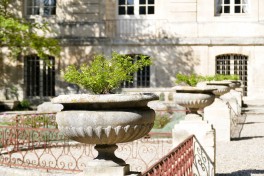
[0,0,60,62]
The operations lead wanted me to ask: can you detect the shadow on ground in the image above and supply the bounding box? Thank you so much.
[216,169,264,176]
[231,136,264,141]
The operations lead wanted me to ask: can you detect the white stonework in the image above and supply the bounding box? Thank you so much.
[204,98,231,142]
[221,90,243,115]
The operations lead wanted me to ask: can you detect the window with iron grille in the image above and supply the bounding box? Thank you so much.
[216,0,248,15]
[24,55,55,97]
[26,0,56,16]
[122,54,150,88]
[118,0,155,15]
[216,54,248,96]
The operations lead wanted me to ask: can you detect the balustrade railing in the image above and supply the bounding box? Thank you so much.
[54,19,168,39]
[105,19,168,39]
[0,112,214,175]
[142,135,215,176]
[0,113,172,173]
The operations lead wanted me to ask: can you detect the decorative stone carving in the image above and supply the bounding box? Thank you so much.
[52,93,158,175]
[173,86,215,119]
[205,81,231,98]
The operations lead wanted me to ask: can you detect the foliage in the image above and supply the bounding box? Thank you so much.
[64,52,152,94]
[0,0,60,62]
[15,99,31,110]
[213,74,239,81]
[176,73,240,86]
[175,73,205,87]
[153,113,171,129]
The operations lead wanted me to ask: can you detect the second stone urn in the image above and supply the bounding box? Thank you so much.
[52,93,158,175]
[205,81,231,98]
[173,86,216,119]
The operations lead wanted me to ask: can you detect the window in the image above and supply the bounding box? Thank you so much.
[216,54,248,96]
[24,55,55,97]
[26,0,56,16]
[118,0,155,15]
[216,0,248,14]
[139,0,155,15]
[122,54,150,88]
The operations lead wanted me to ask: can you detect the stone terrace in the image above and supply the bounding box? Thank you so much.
[216,98,264,176]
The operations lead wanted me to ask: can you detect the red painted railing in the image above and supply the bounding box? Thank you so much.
[142,135,215,176]
[141,136,194,176]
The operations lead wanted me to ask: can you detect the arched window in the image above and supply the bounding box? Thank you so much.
[24,55,55,97]
[122,54,150,88]
[216,54,248,96]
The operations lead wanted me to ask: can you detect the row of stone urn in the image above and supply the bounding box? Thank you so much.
[50,80,242,176]
[172,80,242,164]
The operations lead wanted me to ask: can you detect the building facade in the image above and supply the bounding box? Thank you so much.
[1,0,264,102]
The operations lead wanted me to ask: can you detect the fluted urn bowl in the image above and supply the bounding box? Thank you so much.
[206,81,231,98]
[173,86,215,114]
[52,93,158,144]
[227,80,241,89]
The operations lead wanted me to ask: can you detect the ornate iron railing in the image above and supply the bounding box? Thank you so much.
[0,113,172,173]
[142,135,215,176]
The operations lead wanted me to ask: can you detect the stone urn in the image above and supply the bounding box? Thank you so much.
[227,80,241,89]
[51,93,158,175]
[205,81,231,98]
[173,86,216,119]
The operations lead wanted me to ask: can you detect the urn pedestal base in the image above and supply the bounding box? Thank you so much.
[204,98,231,142]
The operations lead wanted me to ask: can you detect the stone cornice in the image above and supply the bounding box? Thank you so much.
[58,37,264,46]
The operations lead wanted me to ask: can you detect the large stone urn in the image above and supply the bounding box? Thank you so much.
[173,86,216,119]
[52,93,158,176]
[172,86,216,162]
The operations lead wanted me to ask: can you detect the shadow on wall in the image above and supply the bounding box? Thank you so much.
[0,52,23,100]
[51,1,102,39]
[122,45,200,87]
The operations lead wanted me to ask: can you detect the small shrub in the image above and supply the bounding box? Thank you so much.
[175,73,205,87]
[15,99,31,110]
[64,52,152,94]
[213,74,239,81]
[175,73,240,87]
[153,114,171,129]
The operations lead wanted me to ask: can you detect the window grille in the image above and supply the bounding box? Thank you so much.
[24,55,55,97]
[27,0,56,16]
[122,54,150,88]
[139,0,155,15]
[216,54,248,96]
[118,0,134,15]
[216,0,248,14]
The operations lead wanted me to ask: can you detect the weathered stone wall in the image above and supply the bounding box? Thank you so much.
[2,0,264,100]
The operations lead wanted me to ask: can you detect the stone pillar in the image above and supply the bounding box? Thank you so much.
[204,98,231,142]
[221,90,242,115]
[172,118,215,163]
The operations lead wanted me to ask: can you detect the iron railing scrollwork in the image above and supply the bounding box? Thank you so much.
[193,136,215,176]
[0,113,172,173]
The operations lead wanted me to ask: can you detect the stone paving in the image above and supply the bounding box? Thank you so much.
[216,99,264,176]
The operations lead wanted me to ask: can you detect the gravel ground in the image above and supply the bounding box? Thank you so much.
[216,100,264,176]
